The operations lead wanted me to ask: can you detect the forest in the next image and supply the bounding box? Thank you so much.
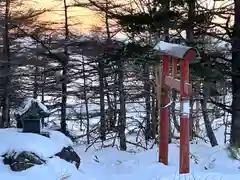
[0,0,239,158]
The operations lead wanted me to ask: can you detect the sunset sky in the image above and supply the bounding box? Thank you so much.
[21,0,103,33]
[18,0,231,34]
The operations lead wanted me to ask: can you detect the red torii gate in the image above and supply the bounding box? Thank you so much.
[153,41,197,174]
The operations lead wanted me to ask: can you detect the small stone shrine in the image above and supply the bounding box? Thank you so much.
[15,98,50,134]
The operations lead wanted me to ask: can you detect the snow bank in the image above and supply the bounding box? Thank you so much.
[0,157,90,180]
[0,128,73,159]
[0,128,92,180]
[0,126,240,180]
[75,143,240,180]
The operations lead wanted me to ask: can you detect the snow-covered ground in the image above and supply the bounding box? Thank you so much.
[0,127,239,180]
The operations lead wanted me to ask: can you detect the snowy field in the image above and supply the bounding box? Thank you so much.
[0,127,239,180]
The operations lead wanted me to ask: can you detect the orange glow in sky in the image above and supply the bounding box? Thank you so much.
[18,0,231,34]
[22,0,103,33]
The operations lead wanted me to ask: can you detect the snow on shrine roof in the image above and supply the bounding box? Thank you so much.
[15,98,50,116]
[153,41,195,59]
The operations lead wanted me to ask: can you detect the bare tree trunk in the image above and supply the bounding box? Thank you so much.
[61,0,69,133]
[104,0,114,126]
[104,79,115,128]
[189,98,194,137]
[61,65,67,133]
[82,55,90,144]
[99,0,111,140]
[33,67,39,99]
[223,94,228,144]
[1,0,11,128]
[201,80,218,147]
[151,78,157,138]
[79,105,83,131]
[194,82,201,135]
[144,62,151,140]
[33,41,40,99]
[118,57,126,151]
[41,66,46,127]
[99,58,106,140]
[113,73,118,128]
[195,116,200,135]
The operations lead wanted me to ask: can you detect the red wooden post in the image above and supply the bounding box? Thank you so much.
[179,58,190,174]
[159,55,170,165]
[179,49,195,174]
